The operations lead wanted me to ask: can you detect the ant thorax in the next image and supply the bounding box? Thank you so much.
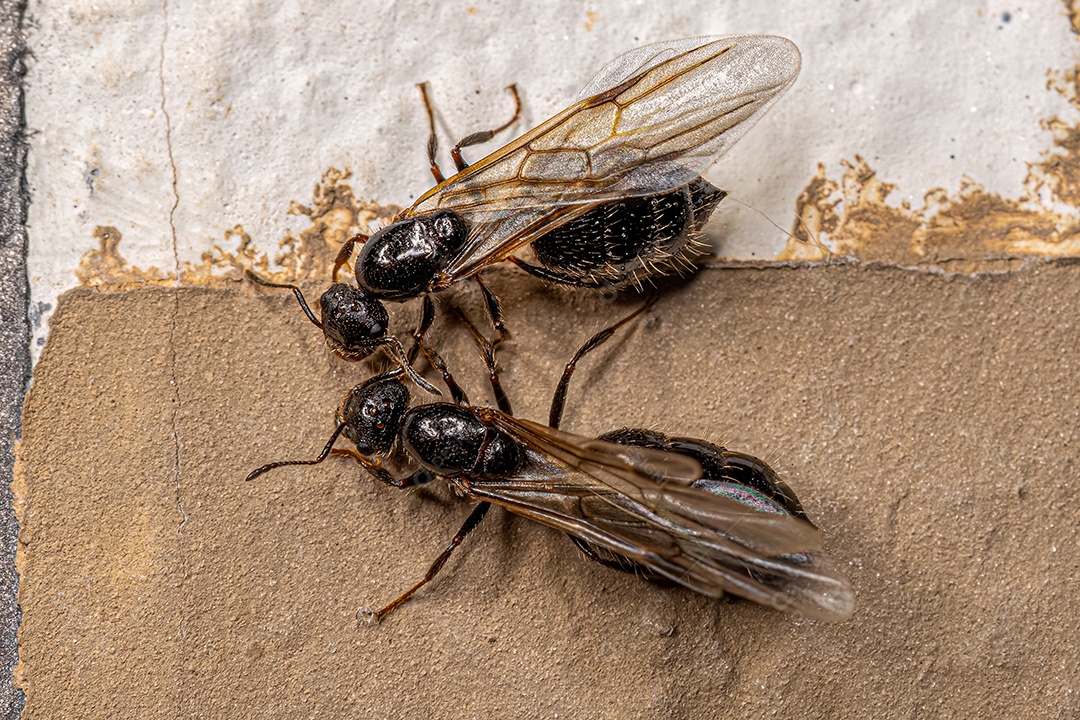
[354,211,467,301]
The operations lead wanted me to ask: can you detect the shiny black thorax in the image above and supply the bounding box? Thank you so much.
[401,404,523,477]
[355,211,467,300]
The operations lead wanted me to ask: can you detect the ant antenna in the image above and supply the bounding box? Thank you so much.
[245,270,323,328]
[378,336,441,396]
[246,422,348,481]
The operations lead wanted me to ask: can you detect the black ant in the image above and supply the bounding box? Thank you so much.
[248,301,852,624]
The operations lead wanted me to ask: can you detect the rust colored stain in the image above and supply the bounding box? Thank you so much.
[1064,0,1080,35]
[584,10,598,31]
[76,226,173,289]
[273,167,401,283]
[77,168,401,288]
[183,167,400,285]
[779,157,1078,271]
[780,48,1080,269]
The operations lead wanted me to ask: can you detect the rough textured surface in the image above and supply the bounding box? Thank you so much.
[0,0,28,717]
[16,262,1080,718]
[25,1,1080,357]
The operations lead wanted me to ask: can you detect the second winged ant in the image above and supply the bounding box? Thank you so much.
[248,35,802,390]
[247,304,854,624]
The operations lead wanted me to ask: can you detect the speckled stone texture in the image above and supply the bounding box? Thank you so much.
[0,0,28,717]
[15,262,1080,718]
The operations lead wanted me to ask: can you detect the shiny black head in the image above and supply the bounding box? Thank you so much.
[355,210,467,301]
[317,283,390,359]
[337,374,411,455]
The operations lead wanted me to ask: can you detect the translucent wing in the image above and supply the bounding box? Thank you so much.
[462,411,854,622]
[404,35,801,279]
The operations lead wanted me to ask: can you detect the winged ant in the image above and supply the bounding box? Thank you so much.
[247,35,801,391]
[247,302,853,624]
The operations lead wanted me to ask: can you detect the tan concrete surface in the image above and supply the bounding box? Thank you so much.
[15,262,1080,718]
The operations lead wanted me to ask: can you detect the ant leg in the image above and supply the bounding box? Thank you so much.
[328,448,428,489]
[407,295,437,366]
[333,234,368,283]
[417,340,469,406]
[454,309,512,415]
[374,336,441,396]
[450,85,521,171]
[548,299,656,429]
[473,273,510,340]
[359,501,491,623]
[417,82,445,184]
[245,270,323,330]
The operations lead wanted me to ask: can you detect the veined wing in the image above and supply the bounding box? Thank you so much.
[461,411,853,622]
[405,35,801,279]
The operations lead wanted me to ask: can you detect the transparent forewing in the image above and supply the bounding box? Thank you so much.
[466,412,853,622]
[494,415,820,558]
[574,36,758,102]
[405,35,800,279]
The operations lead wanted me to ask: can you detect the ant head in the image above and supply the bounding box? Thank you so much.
[337,373,411,455]
[318,283,391,359]
[244,269,439,396]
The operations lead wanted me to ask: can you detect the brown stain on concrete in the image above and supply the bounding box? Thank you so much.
[781,157,1078,272]
[77,167,401,288]
[76,226,173,289]
[255,166,400,285]
[781,16,1080,269]
[1064,0,1080,36]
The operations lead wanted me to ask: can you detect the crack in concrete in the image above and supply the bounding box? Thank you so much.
[158,6,185,528]
[156,3,185,533]
[158,0,188,702]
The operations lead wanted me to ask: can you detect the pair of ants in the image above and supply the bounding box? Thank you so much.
[247,35,852,622]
